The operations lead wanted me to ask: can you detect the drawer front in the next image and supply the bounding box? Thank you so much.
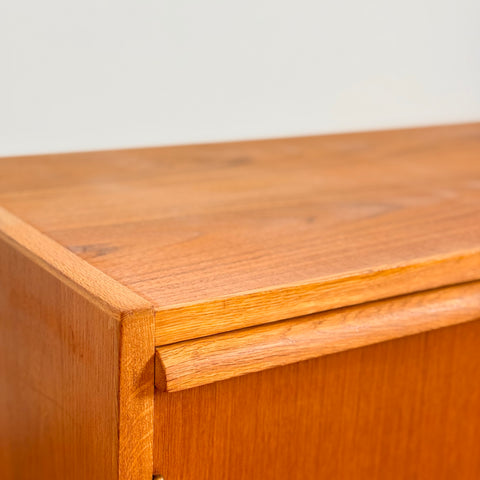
[154,318,480,480]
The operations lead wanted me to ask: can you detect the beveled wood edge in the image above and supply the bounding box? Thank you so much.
[154,249,480,345]
[0,206,155,480]
[2,206,479,348]
[155,281,480,392]
[0,206,151,316]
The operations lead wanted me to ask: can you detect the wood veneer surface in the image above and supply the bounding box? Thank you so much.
[154,319,480,480]
[1,123,480,343]
[0,208,155,480]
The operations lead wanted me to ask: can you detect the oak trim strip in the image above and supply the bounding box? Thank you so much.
[155,281,480,392]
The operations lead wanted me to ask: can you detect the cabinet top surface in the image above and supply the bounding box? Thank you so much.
[1,123,480,344]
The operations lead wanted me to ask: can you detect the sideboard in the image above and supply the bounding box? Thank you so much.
[1,123,479,479]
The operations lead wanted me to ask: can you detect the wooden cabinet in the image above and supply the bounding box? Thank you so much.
[1,123,480,479]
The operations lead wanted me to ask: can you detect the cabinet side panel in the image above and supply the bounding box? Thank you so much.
[154,319,480,480]
[0,237,120,479]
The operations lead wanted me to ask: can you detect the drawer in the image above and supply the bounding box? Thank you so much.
[152,283,480,479]
[154,317,480,480]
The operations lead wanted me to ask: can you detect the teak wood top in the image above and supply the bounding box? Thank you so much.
[1,123,480,345]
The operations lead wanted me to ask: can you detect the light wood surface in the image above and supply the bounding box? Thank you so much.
[154,318,480,480]
[155,281,480,391]
[0,208,155,480]
[2,123,480,479]
[1,123,480,344]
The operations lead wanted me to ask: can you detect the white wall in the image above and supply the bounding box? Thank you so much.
[1,0,480,156]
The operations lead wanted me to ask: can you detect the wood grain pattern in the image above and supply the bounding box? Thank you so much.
[2,125,480,479]
[1,123,479,344]
[155,281,480,391]
[0,207,155,480]
[154,318,480,480]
